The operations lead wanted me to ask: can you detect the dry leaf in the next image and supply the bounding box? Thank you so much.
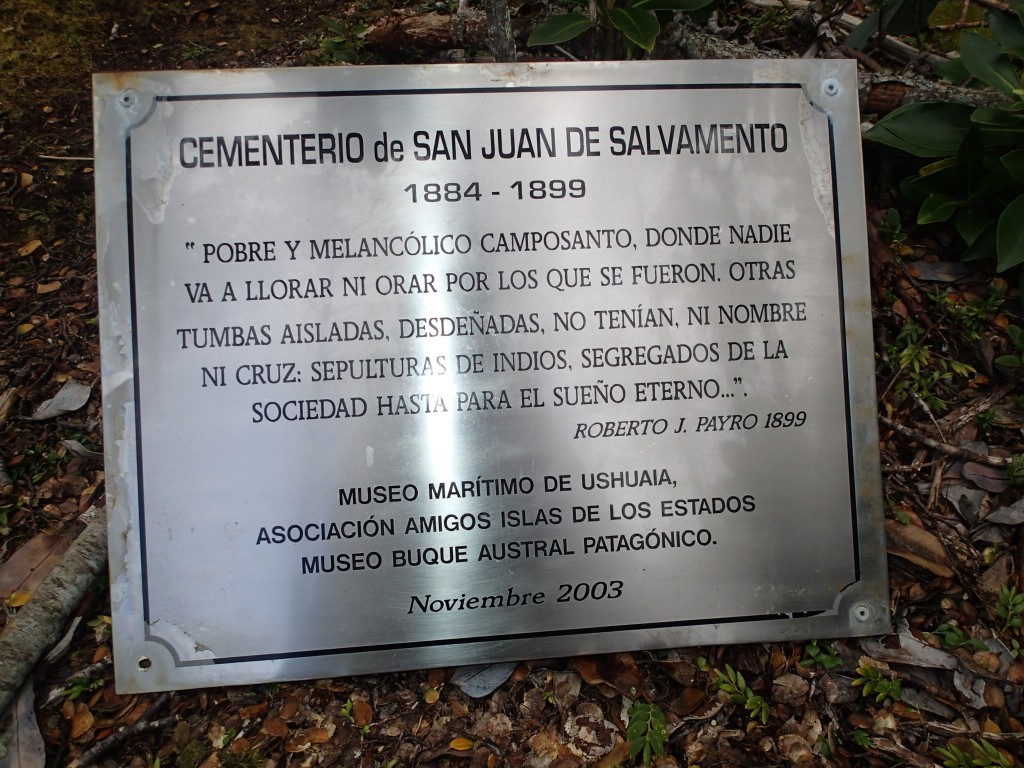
[279,694,301,721]
[3,681,46,767]
[282,735,311,753]
[262,717,289,737]
[36,281,61,294]
[29,380,92,420]
[239,702,268,719]
[885,520,954,577]
[7,591,31,607]
[0,531,72,600]
[353,700,373,727]
[18,239,41,256]
[450,737,475,750]
[574,653,643,697]
[69,705,95,739]
[19,172,33,187]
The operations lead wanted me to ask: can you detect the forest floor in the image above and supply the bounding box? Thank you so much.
[1,0,1024,766]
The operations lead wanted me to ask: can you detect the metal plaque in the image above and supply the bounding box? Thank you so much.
[94,61,888,693]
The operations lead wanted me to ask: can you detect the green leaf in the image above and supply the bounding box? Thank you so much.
[960,32,1021,95]
[526,13,597,46]
[989,9,1024,59]
[881,0,940,34]
[997,193,1024,270]
[1002,148,1024,182]
[935,56,971,84]
[970,106,1024,126]
[955,206,994,245]
[918,194,960,223]
[1009,324,1024,346]
[845,13,879,49]
[996,354,1023,366]
[865,102,973,157]
[634,0,716,10]
[608,7,660,51]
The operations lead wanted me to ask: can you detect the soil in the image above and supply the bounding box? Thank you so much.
[2,1,1024,767]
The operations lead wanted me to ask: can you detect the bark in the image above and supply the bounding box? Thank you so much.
[0,508,108,721]
[485,0,517,62]
[363,9,535,53]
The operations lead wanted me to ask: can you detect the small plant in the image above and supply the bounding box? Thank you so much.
[1009,455,1024,487]
[852,664,901,705]
[996,325,1024,368]
[931,286,1006,339]
[320,16,370,64]
[713,664,770,724]
[182,42,213,61]
[850,729,874,750]
[997,584,1024,633]
[1010,638,1023,658]
[932,623,988,651]
[340,698,355,722]
[88,614,112,642]
[9,444,65,485]
[528,0,716,58]
[975,409,1000,434]
[64,677,104,700]
[865,5,1024,294]
[936,738,1013,768]
[800,640,843,670]
[887,319,975,411]
[879,208,910,250]
[626,700,667,767]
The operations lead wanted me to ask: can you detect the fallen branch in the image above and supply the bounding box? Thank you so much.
[879,415,1014,467]
[0,508,108,721]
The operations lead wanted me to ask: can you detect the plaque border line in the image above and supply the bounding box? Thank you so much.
[122,80,862,667]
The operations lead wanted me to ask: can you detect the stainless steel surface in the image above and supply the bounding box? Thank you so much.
[94,61,888,693]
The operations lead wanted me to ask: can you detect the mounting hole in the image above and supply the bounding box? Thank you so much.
[118,89,139,109]
[138,656,152,670]
[852,603,872,622]
[821,79,840,98]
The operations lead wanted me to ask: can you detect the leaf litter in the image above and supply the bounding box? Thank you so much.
[0,1,1023,766]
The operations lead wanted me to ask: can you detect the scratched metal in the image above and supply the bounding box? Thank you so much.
[94,61,888,693]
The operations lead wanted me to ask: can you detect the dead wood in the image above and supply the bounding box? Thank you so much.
[363,9,535,53]
[0,508,108,722]
[670,23,1005,114]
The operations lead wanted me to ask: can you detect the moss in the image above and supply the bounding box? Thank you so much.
[221,747,264,768]
[176,740,212,768]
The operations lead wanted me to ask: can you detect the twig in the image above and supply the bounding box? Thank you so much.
[554,44,580,61]
[69,701,177,768]
[879,416,1014,467]
[41,658,113,710]
[969,0,1010,11]
[933,20,987,29]
[38,155,93,162]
